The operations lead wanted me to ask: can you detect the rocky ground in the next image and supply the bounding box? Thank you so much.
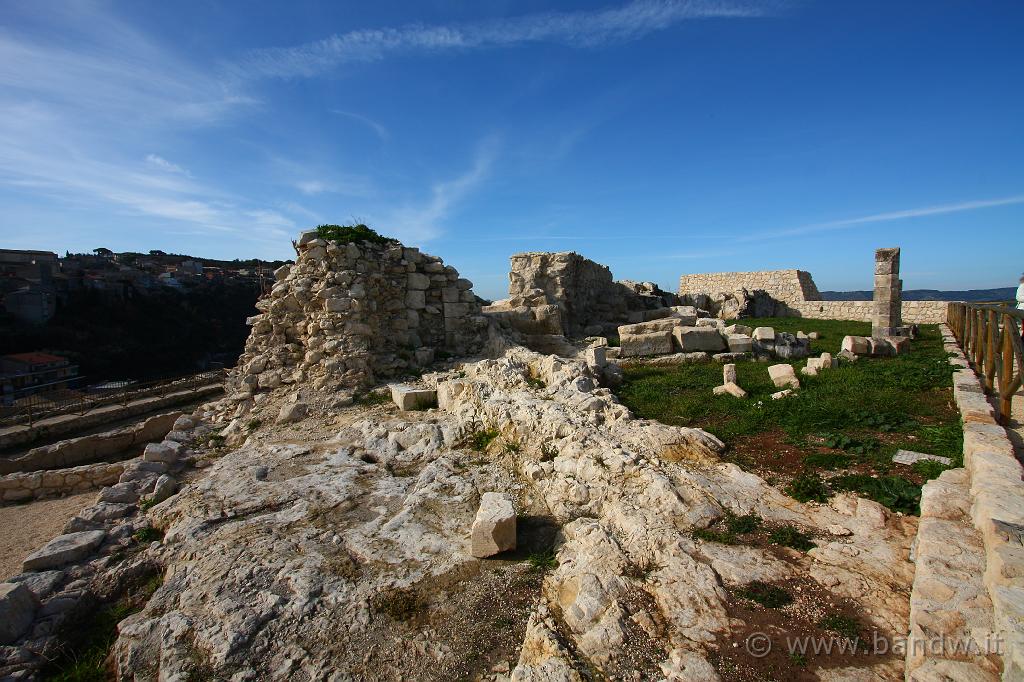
[102,342,917,681]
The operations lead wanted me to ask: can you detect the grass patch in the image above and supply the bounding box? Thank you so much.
[736,581,794,608]
[245,418,262,431]
[786,471,830,503]
[802,452,852,470]
[693,527,737,544]
[912,459,951,481]
[769,525,815,551]
[830,474,921,515]
[725,512,762,534]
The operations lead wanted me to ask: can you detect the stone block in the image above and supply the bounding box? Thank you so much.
[390,385,438,411]
[407,272,430,290]
[725,324,751,336]
[437,380,468,411]
[0,582,37,644]
[892,449,951,466]
[752,327,775,341]
[23,530,106,571]
[841,335,870,355]
[143,441,183,464]
[584,346,607,368]
[405,290,426,309]
[868,337,893,357]
[620,331,674,357]
[277,402,308,424]
[768,364,800,389]
[725,335,753,353]
[618,319,682,336]
[471,492,516,558]
[886,336,911,354]
[673,326,726,352]
[819,352,833,369]
[713,382,747,398]
[668,306,698,325]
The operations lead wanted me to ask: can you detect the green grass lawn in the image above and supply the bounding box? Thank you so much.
[616,319,961,514]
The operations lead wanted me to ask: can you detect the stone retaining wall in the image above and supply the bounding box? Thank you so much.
[678,269,821,304]
[0,412,180,475]
[904,325,1024,678]
[0,384,222,451]
[0,460,126,504]
[783,300,949,324]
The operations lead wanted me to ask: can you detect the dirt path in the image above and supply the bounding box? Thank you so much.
[0,491,98,580]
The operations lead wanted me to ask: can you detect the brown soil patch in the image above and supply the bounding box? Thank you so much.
[0,491,99,580]
[709,574,899,681]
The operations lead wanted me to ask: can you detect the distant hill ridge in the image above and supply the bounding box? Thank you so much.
[820,287,1016,302]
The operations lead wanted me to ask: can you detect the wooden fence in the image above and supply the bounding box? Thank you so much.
[947,302,1024,423]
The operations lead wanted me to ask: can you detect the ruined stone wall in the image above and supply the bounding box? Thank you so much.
[234,233,487,390]
[678,269,821,303]
[503,252,677,336]
[783,300,949,324]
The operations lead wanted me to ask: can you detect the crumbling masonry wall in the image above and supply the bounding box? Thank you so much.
[500,252,678,336]
[233,233,487,390]
[678,269,821,305]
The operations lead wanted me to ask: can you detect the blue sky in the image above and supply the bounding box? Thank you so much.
[1,0,1022,300]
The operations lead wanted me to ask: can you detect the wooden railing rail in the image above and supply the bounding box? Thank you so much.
[947,302,1024,424]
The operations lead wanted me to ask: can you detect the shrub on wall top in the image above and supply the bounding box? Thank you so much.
[316,224,396,246]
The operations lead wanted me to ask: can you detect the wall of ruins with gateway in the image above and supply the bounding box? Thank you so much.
[679,268,950,324]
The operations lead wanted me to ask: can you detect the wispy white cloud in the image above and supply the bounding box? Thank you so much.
[233,0,774,80]
[145,154,190,176]
[379,137,500,243]
[332,110,389,141]
[742,194,1024,242]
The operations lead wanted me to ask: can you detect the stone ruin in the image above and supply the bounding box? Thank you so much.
[872,247,902,338]
[484,251,679,344]
[231,230,488,392]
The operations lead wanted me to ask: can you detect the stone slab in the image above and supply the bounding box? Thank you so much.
[22,530,106,571]
[893,450,952,466]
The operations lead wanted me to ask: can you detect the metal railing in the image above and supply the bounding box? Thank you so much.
[0,368,226,428]
[947,302,1024,424]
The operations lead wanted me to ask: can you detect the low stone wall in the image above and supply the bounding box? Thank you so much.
[0,460,126,504]
[0,412,180,475]
[0,384,222,451]
[782,300,950,324]
[678,269,821,304]
[904,326,1024,678]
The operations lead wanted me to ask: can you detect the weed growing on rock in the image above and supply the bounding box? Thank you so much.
[769,525,815,551]
[830,474,921,515]
[470,428,499,452]
[527,549,558,572]
[692,528,736,544]
[737,581,793,608]
[539,442,558,462]
[819,613,861,641]
[133,527,163,544]
[725,512,762,535]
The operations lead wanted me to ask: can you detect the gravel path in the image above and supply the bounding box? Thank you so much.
[0,491,98,580]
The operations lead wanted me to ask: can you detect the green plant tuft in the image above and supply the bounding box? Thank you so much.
[737,581,793,608]
[786,471,830,503]
[769,525,815,551]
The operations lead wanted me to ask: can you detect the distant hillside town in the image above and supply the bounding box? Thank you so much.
[0,247,291,400]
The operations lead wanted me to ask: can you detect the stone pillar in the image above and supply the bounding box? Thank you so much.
[872,248,902,338]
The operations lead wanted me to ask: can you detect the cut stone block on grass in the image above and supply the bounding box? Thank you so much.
[771,389,793,400]
[768,364,800,389]
[752,327,775,342]
[390,385,438,411]
[893,450,952,467]
[672,326,726,352]
[841,335,870,355]
[619,331,674,357]
[713,382,747,398]
[725,324,751,336]
[470,492,516,558]
[22,530,106,571]
[726,335,753,353]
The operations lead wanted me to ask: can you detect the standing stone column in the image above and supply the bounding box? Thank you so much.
[872,248,902,338]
